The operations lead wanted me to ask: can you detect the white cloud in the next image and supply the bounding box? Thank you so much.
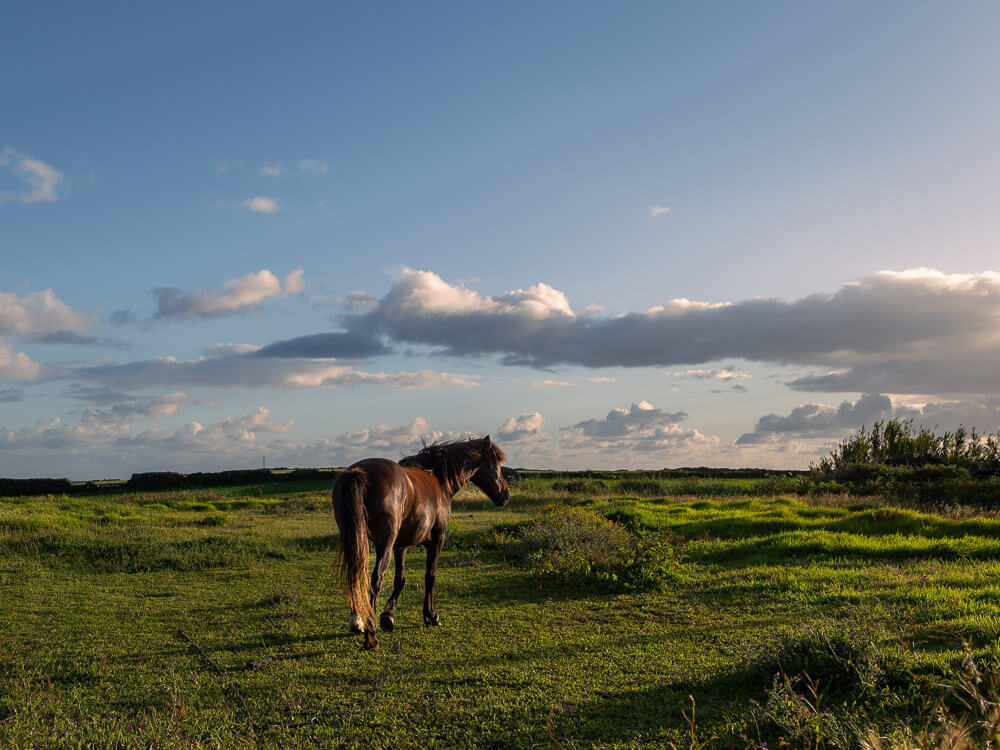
[0,406,296,475]
[586,377,616,383]
[667,368,751,381]
[649,205,670,216]
[532,379,573,388]
[571,401,687,438]
[0,287,95,335]
[76,392,197,425]
[153,269,304,319]
[560,400,720,463]
[296,158,328,174]
[245,196,280,214]
[0,341,41,380]
[497,413,545,442]
[0,147,65,204]
[265,417,460,468]
[259,165,281,177]
[351,267,1000,395]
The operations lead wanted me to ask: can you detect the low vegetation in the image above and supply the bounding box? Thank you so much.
[496,506,684,593]
[2,471,1000,747]
[809,419,1000,506]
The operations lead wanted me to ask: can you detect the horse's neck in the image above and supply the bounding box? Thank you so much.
[440,463,474,497]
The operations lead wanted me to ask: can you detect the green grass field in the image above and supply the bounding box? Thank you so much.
[1,477,999,748]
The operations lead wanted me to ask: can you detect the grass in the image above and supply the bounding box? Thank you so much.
[1,479,1000,747]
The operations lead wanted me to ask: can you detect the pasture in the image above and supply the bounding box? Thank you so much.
[1,475,999,748]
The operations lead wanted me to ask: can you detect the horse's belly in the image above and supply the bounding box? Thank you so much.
[399,512,435,545]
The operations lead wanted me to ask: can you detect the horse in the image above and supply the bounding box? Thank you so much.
[333,435,509,650]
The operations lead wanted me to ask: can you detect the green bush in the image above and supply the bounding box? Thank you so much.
[550,479,609,494]
[740,619,912,747]
[815,419,1000,477]
[501,507,683,592]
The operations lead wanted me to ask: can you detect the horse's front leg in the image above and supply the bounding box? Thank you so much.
[380,546,407,632]
[423,533,444,627]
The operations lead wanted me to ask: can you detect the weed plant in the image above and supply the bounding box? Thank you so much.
[499,506,684,592]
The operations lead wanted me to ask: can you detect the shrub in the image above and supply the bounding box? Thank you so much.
[815,419,1000,477]
[501,507,683,592]
[860,648,1000,750]
[616,479,665,497]
[738,618,912,748]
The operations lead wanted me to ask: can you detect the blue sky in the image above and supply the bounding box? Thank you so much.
[2,2,1000,478]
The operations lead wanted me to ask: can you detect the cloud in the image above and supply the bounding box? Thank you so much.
[245,196,280,214]
[254,332,391,359]
[649,205,670,216]
[571,400,687,438]
[203,343,262,357]
[497,412,545,442]
[265,417,460,468]
[712,383,749,394]
[564,400,719,457]
[736,391,1000,448]
[62,385,206,422]
[0,407,292,471]
[296,158,328,174]
[77,392,196,425]
[338,291,379,312]
[532,379,573,388]
[0,387,24,403]
[0,287,95,336]
[736,393,893,445]
[107,309,139,327]
[667,368,751,381]
[0,342,41,380]
[62,384,143,406]
[70,353,480,392]
[153,269,305,320]
[259,165,281,177]
[350,267,1000,395]
[25,330,131,350]
[586,377,615,383]
[0,147,65,204]
[908,397,1000,433]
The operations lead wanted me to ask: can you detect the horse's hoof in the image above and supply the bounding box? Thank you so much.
[348,613,364,633]
[379,612,395,632]
[424,613,441,627]
[363,635,379,651]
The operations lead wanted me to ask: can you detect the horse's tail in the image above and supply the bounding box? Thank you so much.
[334,467,372,630]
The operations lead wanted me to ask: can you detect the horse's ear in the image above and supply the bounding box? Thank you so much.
[483,434,491,447]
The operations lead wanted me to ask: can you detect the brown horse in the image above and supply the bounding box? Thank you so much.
[333,435,509,650]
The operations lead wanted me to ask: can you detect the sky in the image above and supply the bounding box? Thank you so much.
[2,2,999,478]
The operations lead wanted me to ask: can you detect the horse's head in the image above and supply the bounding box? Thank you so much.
[469,435,510,507]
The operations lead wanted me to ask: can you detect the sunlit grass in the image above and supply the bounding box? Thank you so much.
[0,477,999,747]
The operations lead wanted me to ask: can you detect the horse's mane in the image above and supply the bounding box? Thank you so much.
[400,437,506,494]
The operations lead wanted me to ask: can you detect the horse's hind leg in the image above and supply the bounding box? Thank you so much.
[423,533,444,627]
[364,542,394,650]
[380,547,408,632]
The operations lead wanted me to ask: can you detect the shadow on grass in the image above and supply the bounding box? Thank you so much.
[687,533,1000,567]
[285,533,340,553]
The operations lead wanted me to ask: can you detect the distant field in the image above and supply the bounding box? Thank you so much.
[1,475,998,748]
